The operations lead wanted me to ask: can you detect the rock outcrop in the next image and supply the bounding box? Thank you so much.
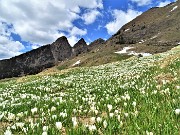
[72,38,88,56]
[0,36,89,79]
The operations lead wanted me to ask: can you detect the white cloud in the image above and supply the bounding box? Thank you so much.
[105,9,142,35]
[0,35,24,60]
[130,0,152,6]
[0,22,24,60]
[82,9,102,25]
[67,36,80,46]
[0,0,103,46]
[69,27,87,36]
[157,1,171,7]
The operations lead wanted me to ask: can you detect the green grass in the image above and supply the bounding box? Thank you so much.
[0,46,179,135]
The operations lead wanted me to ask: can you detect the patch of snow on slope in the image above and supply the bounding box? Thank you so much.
[115,47,134,54]
[139,40,145,43]
[72,60,81,66]
[125,28,130,32]
[115,46,152,57]
[170,6,178,12]
[150,35,158,39]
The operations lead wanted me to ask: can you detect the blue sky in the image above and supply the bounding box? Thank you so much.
[0,0,176,60]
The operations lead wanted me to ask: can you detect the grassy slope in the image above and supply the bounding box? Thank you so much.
[0,46,179,135]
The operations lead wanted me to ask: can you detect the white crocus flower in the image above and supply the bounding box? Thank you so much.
[107,104,113,112]
[132,101,136,107]
[96,117,102,123]
[51,106,56,112]
[90,117,96,124]
[73,120,78,128]
[52,115,57,120]
[55,122,62,130]
[7,113,15,121]
[175,109,180,115]
[146,131,153,135]
[103,120,108,128]
[31,107,38,114]
[88,125,96,132]
[15,122,25,128]
[124,113,129,117]
[4,129,12,135]
[42,131,48,135]
[43,126,48,131]
[109,113,114,118]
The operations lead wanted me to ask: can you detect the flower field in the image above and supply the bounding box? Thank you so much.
[0,46,180,135]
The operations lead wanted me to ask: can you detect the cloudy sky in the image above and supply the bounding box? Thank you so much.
[0,0,176,60]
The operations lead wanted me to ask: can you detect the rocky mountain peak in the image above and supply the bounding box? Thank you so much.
[72,38,88,56]
[74,38,87,48]
[88,38,105,51]
[55,36,68,43]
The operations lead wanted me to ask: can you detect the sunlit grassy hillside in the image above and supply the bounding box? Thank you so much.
[0,46,179,135]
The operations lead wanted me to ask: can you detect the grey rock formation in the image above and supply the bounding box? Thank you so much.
[72,38,88,56]
[0,36,88,79]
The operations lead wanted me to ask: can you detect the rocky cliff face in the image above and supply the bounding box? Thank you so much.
[0,37,88,79]
[72,38,88,56]
[51,36,72,63]
[0,44,55,79]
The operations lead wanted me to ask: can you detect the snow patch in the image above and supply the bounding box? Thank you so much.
[170,6,178,12]
[125,28,130,32]
[178,42,180,45]
[72,60,81,66]
[150,35,158,39]
[115,47,134,54]
[139,40,145,44]
[115,46,152,57]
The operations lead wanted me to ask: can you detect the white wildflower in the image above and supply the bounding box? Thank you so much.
[109,113,114,118]
[52,115,57,120]
[90,117,96,124]
[42,131,48,135]
[31,107,38,114]
[96,117,102,123]
[107,104,113,112]
[88,125,96,132]
[15,122,25,128]
[4,129,12,135]
[132,101,136,107]
[124,113,129,117]
[51,106,56,112]
[175,109,180,115]
[146,131,153,135]
[7,113,15,121]
[55,122,62,130]
[103,120,108,128]
[43,126,48,131]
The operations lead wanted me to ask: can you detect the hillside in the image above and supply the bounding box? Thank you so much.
[0,45,179,134]
[106,0,180,53]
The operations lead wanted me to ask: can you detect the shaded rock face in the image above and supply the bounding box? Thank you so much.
[0,45,55,79]
[72,38,88,56]
[51,36,72,62]
[0,37,88,79]
[88,38,105,50]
